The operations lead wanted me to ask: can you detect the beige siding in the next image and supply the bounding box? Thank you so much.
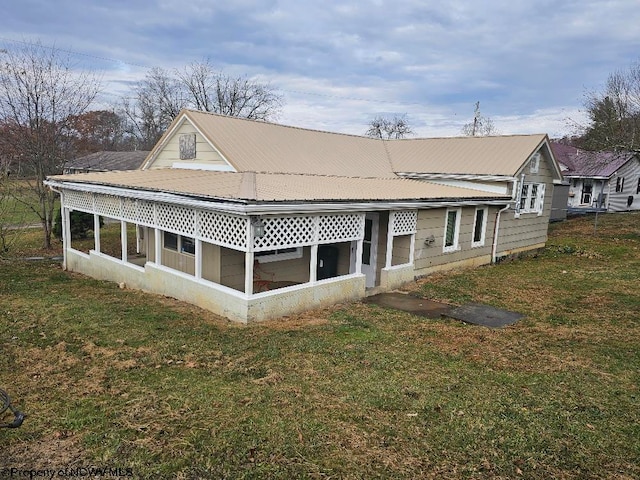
[391,234,412,266]
[334,242,352,275]
[255,247,311,284]
[201,241,221,283]
[161,248,195,275]
[146,227,155,263]
[414,206,496,273]
[220,247,246,291]
[147,120,232,170]
[497,150,555,255]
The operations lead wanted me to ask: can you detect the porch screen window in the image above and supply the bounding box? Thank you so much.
[163,231,195,255]
[443,208,460,253]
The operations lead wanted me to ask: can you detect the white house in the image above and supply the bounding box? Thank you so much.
[45,110,563,323]
[551,142,640,213]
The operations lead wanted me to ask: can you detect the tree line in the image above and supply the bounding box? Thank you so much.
[1,40,638,250]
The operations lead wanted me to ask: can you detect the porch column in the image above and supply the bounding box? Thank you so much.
[121,220,127,262]
[94,214,101,253]
[61,201,70,270]
[310,244,318,283]
[244,219,254,296]
[155,228,161,265]
[409,233,416,264]
[195,239,202,279]
[245,252,254,295]
[136,225,141,254]
[385,212,394,268]
[355,238,364,274]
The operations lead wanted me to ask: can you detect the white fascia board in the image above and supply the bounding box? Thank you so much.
[425,179,508,195]
[397,172,517,182]
[171,162,236,172]
[44,179,511,216]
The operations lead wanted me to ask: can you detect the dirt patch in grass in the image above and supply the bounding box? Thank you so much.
[5,432,88,469]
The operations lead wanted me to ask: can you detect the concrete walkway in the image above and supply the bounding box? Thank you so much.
[363,292,523,328]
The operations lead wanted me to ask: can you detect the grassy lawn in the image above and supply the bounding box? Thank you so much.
[1,213,639,478]
[1,179,59,226]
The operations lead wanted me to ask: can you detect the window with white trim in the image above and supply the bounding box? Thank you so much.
[471,207,488,248]
[518,182,545,215]
[163,231,195,255]
[616,176,625,193]
[255,247,303,263]
[443,208,461,253]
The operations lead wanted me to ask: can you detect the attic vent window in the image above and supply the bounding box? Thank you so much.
[179,133,196,160]
[529,153,541,174]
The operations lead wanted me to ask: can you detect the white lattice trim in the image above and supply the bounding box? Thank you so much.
[318,213,364,243]
[253,216,315,251]
[157,203,196,236]
[198,210,248,249]
[94,194,122,218]
[64,190,94,213]
[253,213,365,251]
[391,210,417,235]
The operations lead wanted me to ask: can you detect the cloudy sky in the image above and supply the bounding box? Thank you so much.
[3,0,640,138]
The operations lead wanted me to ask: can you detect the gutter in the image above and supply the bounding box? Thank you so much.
[44,179,511,216]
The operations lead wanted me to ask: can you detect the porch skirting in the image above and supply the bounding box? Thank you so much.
[66,249,366,323]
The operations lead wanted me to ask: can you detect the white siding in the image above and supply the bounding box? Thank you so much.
[607,157,640,212]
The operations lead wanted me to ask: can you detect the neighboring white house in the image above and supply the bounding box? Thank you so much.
[551,142,640,213]
[45,110,563,323]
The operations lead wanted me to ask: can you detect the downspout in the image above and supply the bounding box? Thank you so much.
[491,204,510,264]
[492,175,521,263]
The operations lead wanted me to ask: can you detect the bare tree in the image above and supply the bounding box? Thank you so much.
[581,61,640,151]
[366,114,414,139]
[123,60,282,149]
[0,41,101,248]
[461,101,498,136]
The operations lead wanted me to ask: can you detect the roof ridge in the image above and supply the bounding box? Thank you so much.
[183,108,378,141]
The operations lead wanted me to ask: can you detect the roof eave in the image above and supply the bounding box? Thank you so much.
[44,179,510,216]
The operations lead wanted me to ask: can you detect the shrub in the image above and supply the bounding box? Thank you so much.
[53,208,103,239]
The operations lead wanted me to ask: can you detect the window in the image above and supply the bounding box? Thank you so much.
[179,133,196,160]
[518,182,545,215]
[163,231,195,255]
[163,231,178,250]
[472,207,488,248]
[581,180,593,205]
[636,178,640,194]
[616,176,625,193]
[443,208,461,253]
[255,247,303,263]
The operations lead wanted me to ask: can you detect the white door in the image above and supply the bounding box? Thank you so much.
[361,213,379,288]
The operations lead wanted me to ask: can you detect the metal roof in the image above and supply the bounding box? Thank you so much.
[48,169,506,203]
[149,110,549,178]
[65,151,150,172]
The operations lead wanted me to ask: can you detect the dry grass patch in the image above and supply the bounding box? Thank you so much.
[1,212,639,478]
